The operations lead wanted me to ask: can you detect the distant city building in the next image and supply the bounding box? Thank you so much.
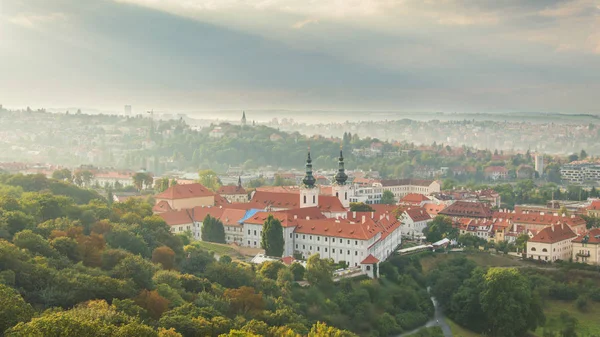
[241,111,247,126]
[560,162,600,184]
[534,154,544,176]
[124,105,132,115]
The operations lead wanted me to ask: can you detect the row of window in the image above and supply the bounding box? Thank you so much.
[294,234,359,245]
[295,244,361,256]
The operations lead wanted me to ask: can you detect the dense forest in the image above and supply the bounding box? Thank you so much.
[0,173,434,336]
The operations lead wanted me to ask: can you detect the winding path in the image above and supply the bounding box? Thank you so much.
[394,288,452,337]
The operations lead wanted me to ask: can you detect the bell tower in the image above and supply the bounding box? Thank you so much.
[331,148,350,208]
[300,150,319,208]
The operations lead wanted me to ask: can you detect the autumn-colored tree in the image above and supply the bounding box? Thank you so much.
[152,246,176,270]
[77,233,106,267]
[135,290,170,320]
[223,286,264,315]
[308,322,358,337]
[158,328,183,337]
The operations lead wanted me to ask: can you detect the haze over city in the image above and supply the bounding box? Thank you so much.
[2,1,600,337]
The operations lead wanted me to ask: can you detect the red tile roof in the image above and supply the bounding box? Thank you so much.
[214,194,231,206]
[572,228,600,244]
[189,206,225,222]
[424,203,446,216]
[152,200,172,213]
[280,256,296,265]
[158,209,194,226]
[217,185,247,195]
[439,201,493,218]
[404,207,432,222]
[220,209,246,227]
[529,223,577,244]
[317,195,346,213]
[361,254,379,264]
[400,193,431,204]
[250,191,301,209]
[243,212,301,228]
[277,207,327,220]
[294,217,383,240]
[588,200,600,211]
[249,191,346,213]
[155,183,215,200]
[493,211,586,228]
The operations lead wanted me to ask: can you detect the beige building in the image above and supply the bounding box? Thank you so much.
[572,228,600,265]
[155,183,216,210]
[217,179,248,203]
[527,223,577,262]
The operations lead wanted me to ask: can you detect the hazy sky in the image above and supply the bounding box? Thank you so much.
[1,0,599,113]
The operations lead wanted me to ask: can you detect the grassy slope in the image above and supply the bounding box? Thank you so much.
[193,241,244,259]
[446,319,481,337]
[423,253,600,336]
[535,300,600,336]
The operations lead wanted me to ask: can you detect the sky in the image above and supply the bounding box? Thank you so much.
[0,0,599,114]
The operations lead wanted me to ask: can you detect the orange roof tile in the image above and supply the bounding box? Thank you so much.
[529,223,577,244]
[152,200,172,213]
[400,193,431,204]
[155,183,215,200]
[158,209,194,226]
[572,228,600,244]
[361,254,379,264]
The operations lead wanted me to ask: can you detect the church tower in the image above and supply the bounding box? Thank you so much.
[332,148,350,208]
[241,111,247,127]
[300,150,319,208]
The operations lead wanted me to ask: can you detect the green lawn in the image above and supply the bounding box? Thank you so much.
[535,300,600,336]
[446,319,481,337]
[420,252,524,274]
[192,241,243,259]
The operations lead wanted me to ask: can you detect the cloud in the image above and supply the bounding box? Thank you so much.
[8,12,67,29]
[292,18,318,29]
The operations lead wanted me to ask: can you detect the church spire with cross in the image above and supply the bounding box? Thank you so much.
[334,146,348,185]
[302,149,316,188]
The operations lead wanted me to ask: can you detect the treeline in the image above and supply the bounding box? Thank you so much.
[0,174,432,336]
[427,256,600,337]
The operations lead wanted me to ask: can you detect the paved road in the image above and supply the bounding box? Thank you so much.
[395,289,452,337]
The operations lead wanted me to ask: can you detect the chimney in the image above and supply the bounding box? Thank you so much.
[371,211,374,218]
[551,223,555,232]
[362,215,366,224]
[353,211,356,218]
[386,215,389,221]
[306,216,310,220]
[561,222,564,230]
[294,215,297,220]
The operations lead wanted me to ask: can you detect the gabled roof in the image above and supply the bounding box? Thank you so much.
[439,201,493,218]
[152,200,172,213]
[158,209,194,226]
[529,223,577,244]
[361,254,379,264]
[217,185,247,195]
[404,207,431,222]
[155,183,215,200]
[492,211,586,228]
[214,194,230,206]
[189,206,225,222]
[317,195,346,213]
[294,217,383,240]
[588,200,600,211]
[572,228,600,244]
[243,212,301,228]
[280,256,296,265]
[424,203,446,216]
[250,191,300,208]
[220,209,247,227]
[400,193,431,204]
